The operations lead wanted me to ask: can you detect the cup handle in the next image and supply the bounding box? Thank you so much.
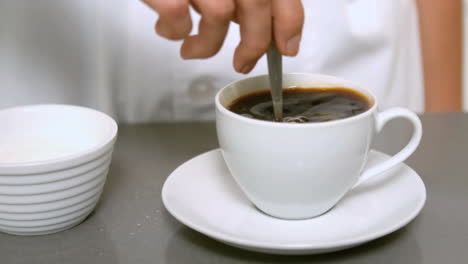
[352,107,422,189]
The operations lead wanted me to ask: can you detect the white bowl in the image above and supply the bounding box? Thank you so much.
[0,149,112,185]
[0,176,104,213]
[0,104,117,235]
[0,161,110,195]
[0,202,97,228]
[0,104,117,174]
[0,214,91,236]
[0,191,102,221]
[0,173,105,204]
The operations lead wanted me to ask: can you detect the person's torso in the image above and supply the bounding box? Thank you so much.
[0,0,423,123]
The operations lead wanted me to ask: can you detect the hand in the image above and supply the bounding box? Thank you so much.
[142,0,304,74]
[417,0,462,112]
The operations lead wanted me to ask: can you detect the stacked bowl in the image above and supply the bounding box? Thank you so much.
[0,105,117,235]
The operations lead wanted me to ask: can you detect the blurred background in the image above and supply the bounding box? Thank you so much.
[0,0,466,123]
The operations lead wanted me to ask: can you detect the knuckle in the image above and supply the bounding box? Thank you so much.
[275,12,304,34]
[159,0,186,17]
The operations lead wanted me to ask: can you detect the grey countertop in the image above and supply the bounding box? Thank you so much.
[1,113,468,263]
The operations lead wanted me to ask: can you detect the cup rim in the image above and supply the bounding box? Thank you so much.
[215,73,378,127]
[0,104,118,171]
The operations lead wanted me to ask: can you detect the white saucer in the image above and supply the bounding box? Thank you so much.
[162,149,426,255]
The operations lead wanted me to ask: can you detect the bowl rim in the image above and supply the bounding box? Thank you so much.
[0,104,117,174]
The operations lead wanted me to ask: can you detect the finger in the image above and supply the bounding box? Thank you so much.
[234,0,272,74]
[272,0,304,56]
[142,0,192,40]
[181,0,235,59]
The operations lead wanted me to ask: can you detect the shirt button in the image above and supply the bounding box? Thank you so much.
[188,76,217,106]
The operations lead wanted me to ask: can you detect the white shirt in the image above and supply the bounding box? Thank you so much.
[0,0,423,123]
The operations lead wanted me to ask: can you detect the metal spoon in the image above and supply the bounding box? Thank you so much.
[266,42,283,121]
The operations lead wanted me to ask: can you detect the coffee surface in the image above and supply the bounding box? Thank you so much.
[228,87,370,123]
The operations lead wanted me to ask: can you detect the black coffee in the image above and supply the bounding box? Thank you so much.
[228,87,371,123]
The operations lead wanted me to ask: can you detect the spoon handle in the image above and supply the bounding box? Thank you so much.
[266,42,283,121]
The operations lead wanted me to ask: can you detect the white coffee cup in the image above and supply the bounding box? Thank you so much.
[215,73,422,219]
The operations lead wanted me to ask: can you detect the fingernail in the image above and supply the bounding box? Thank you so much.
[286,34,301,56]
[181,53,194,60]
[181,48,195,59]
[180,37,196,59]
[156,23,170,38]
[240,62,255,74]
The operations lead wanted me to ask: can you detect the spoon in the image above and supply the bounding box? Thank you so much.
[266,42,283,121]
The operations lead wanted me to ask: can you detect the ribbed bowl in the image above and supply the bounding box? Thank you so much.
[0,105,117,235]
